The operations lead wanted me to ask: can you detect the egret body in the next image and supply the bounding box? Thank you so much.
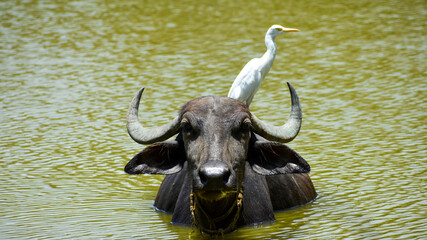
[227,25,299,107]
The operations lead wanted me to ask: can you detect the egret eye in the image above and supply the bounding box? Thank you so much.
[276,28,282,31]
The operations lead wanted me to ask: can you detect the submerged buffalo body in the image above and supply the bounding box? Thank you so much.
[124,83,316,234]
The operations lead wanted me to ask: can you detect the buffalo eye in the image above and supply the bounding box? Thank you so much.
[181,119,198,139]
[181,121,192,133]
[233,118,252,138]
[240,119,252,133]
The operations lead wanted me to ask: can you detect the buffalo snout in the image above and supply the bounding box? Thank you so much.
[196,161,234,199]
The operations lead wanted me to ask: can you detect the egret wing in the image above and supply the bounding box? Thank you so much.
[228,58,262,106]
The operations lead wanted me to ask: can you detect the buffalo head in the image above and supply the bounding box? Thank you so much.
[124,82,311,234]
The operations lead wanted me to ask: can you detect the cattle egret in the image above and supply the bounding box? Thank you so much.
[228,25,299,107]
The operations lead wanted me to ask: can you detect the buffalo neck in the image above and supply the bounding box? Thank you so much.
[191,191,242,234]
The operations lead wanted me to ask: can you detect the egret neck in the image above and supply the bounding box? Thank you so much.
[259,34,278,79]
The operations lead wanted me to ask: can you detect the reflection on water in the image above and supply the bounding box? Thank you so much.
[0,0,425,239]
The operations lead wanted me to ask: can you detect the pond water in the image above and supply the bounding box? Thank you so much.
[0,0,425,239]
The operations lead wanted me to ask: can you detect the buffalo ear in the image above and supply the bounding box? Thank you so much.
[125,140,186,175]
[247,140,310,175]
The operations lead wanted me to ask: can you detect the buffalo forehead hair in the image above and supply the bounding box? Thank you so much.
[180,96,250,117]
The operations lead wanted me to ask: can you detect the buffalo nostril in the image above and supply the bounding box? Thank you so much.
[200,171,207,185]
[222,170,230,184]
[199,161,231,188]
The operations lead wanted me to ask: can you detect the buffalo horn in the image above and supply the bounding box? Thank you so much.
[127,88,181,144]
[251,82,302,143]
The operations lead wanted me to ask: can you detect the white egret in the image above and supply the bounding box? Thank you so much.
[228,25,299,107]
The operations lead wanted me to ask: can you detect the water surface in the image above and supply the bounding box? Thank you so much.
[0,0,425,239]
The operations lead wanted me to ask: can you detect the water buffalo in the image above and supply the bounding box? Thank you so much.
[124,82,317,234]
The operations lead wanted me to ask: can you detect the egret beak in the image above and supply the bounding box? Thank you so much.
[282,27,299,32]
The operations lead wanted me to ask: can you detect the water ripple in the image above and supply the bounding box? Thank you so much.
[1,0,426,239]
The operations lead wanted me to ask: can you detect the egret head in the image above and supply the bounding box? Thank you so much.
[268,24,299,37]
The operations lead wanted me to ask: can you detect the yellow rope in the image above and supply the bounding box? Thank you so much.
[190,189,243,235]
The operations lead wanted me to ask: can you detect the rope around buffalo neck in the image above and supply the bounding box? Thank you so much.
[190,189,243,235]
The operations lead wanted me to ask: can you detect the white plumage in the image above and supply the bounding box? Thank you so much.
[228,25,299,107]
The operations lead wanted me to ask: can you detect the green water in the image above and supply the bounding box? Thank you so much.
[0,0,425,239]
